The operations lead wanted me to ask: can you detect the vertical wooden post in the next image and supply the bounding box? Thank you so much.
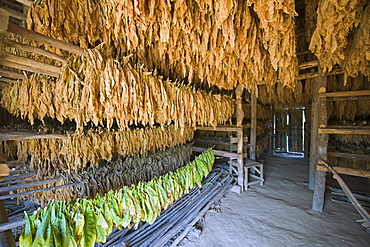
[0,150,16,247]
[235,83,244,190]
[0,9,10,57]
[309,77,319,189]
[250,92,257,160]
[268,105,274,154]
[304,106,310,159]
[312,65,328,212]
[235,83,244,127]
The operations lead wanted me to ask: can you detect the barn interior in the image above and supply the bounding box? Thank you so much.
[0,0,370,246]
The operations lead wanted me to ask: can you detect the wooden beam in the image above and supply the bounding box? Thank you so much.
[0,6,25,21]
[196,124,250,132]
[320,90,370,98]
[7,23,85,56]
[318,128,370,135]
[327,152,370,161]
[312,64,328,212]
[0,177,59,193]
[298,60,318,70]
[297,50,311,56]
[250,93,257,160]
[297,69,343,80]
[0,201,16,246]
[192,146,244,159]
[0,68,24,79]
[0,182,81,200]
[0,78,18,84]
[5,39,67,63]
[0,50,60,77]
[235,83,244,127]
[0,219,26,233]
[0,130,67,141]
[13,0,33,7]
[0,171,36,183]
[317,165,370,179]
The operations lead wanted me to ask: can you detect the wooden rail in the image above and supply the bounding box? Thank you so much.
[328,152,370,161]
[318,127,370,135]
[0,130,67,141]
[7,23,85,56]
[317,165,370,179]
[319,90,370,99]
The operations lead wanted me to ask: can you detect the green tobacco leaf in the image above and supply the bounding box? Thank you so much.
[78,209,97,247]
[60,213,77,247]
[19,212,35,247]
[32,206,51,247]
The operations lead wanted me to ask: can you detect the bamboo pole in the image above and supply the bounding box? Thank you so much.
[0,69,24,80]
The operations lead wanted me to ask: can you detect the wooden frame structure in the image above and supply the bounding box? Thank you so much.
[310,65,370,212]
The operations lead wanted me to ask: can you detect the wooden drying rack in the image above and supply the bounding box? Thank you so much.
[0,7,85,86]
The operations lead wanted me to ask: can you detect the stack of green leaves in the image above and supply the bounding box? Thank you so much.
[19,149,214,247]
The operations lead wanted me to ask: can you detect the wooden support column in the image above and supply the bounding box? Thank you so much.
[309,78,319,189]
[250,92,257,160]
[235,83,244,190]
[304,106,311,159]
[235,83,244,126]
[312,65,328,212]
[0,151,16,247]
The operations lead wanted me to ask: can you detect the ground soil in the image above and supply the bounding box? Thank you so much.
[183,155,370,247]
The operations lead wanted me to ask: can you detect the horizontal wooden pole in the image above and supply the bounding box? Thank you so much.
[318,127,370,135]
[328,152,370,161]
[298,60,318,70]
[0,68,24,79]
[0,182,81,200]
[5,39,67,63]
[297,50,311,56]
[194,138,234,147]
[0,50,60,77]
[0,131,67,141]
[7,23,85,56]
[0,6,25,21]
[196,124,250,132]
[320,90,370,98]
[192,146,245,159]
[0,81,8,87]
[0,171,36,183]
[317,165,370,178]
[0,177,37,186]
[0,177,60,193]
[14,0,33,7]
[297,69,343,80]
[0,78,18,84]
[0,219,26,232]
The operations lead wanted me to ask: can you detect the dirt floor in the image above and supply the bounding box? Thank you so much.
[182,155,370,247]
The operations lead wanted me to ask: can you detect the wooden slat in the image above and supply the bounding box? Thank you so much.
[297,50,311,56]
[0,81,8,87]
[0,78,18,84]
[317,165,370,178]
[0,7,25,21]
[297,68,343,80]
[318,128,370,135]
[298,60,318,70]
[319,90,370,98]
[7,23,85,56]
[196,124,250,132]
[0,177,59,193]
[0,182,81,200]
[14,0,33,7]
[0,55,59,77]
[0,130,67,141]
[0,171,36,183]
[192,146,243,159]
[0,51,60,77]
[0,177,37,186]
[0,68,24,79]
[5,39,67,63]
[0,219,26,232]
[328,152,370,161]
